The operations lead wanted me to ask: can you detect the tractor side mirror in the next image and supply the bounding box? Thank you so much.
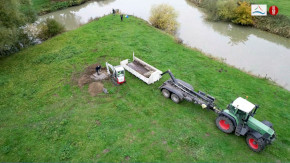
[252,105,259,116]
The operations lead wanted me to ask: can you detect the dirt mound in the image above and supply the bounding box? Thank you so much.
[88,82,104,96]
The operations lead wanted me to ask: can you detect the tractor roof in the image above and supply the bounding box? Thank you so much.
[232,97,255,113]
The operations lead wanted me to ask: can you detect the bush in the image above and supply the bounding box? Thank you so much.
[200,0,219,20]
[149,4,179,34]
[217,0,237,21]
[38,18,65,40]
[232,1,253,25]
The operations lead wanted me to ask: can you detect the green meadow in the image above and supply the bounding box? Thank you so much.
[0,15,289,162]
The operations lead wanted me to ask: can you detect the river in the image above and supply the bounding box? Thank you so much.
[39,0,290,91]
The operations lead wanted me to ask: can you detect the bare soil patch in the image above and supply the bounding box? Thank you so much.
[72,63,110,96]
[103,149,110,154]
[88,82,104,96]
[125,156,130,160]
[77,64,109,87]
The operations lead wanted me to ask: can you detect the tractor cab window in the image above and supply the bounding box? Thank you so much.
[117,70,124,77]
[236,109,247,120]
[229,105,236,114]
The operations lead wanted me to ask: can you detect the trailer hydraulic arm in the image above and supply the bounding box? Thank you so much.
[161,70,177,83]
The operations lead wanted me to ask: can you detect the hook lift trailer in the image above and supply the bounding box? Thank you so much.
[159,70,276,152]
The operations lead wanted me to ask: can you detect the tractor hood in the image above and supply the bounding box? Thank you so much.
[247,116,275,136]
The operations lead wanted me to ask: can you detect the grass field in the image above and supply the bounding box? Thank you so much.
[250,0,290,17]
[0,15,289,162]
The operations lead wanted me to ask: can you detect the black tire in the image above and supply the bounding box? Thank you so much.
[171,93,181,103]
[216,115,235,134]
[162,89,170,98]
[262,120,273,128]
[246,134,266,152]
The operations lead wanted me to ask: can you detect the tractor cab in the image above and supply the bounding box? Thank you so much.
[228,97,259,123]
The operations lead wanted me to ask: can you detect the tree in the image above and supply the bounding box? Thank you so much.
[0,0,36,56]
[149,4,179,34]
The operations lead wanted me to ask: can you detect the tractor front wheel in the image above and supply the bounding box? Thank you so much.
[246,134,266,152]
[216,116,235,134]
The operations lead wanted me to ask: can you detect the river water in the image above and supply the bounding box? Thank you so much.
[39,0,290,90]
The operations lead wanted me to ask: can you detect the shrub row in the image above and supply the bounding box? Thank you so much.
[189,0,290,38]
[38,0,90,15]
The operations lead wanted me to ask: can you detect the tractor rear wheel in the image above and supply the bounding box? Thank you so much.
[162,89,170,98]
[246,134,266,152]
[216,116,235,134]
[171,93,181,103]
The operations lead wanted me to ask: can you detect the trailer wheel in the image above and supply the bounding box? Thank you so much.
[171,93,181,103]
[216,116,235,134]
[246,134,266,152]
[162,89,170,98]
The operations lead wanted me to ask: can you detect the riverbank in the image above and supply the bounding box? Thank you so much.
[32,0,90,15]
[32,0,290,38]
[189,0,290,38]
[0,15,289,162]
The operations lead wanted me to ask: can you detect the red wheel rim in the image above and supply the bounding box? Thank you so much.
[219,120,230,130]
[249,138,259,149]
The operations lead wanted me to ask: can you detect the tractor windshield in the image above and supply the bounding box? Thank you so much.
[117,70,125,77]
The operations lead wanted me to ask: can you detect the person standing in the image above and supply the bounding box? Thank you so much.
[120,14,123,21]
[96,65,101,75]
[112,8,115,16]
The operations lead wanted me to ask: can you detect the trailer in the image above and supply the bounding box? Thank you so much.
[159,70,276,152]
[120,53,162,84]
[159,70,219,113]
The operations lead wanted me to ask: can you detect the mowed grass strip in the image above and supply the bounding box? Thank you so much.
[0,15,289,162]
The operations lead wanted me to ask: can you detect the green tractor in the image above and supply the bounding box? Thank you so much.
[216,97,276,152]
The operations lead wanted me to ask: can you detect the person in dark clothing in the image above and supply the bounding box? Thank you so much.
[112,9,115,16]
[96,65,101,75]
[120,14,123,21]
